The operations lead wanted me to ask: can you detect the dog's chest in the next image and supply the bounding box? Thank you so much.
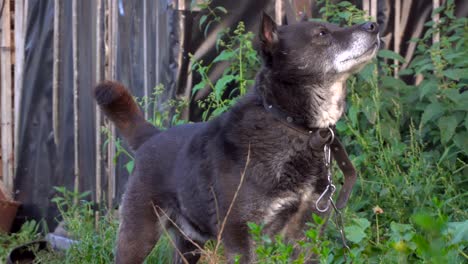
[256,139,329,237]
[262,187,319,237]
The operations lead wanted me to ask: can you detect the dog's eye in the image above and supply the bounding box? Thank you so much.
[319,30,328,36]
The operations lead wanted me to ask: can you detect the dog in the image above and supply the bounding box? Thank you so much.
[95,13,379,264]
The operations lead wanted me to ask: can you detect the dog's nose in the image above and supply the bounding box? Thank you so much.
[361,22,379,33]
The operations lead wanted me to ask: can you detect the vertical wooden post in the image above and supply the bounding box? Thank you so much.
[143,0,149,119]
[1,0,14,192]
[72,0,80,203]
[275,0,283,25]
[14,0,26,172]
[106,0,117,210]
[362,0,370,17]
[95,0,104,211]
[394,0,401,77]
[432,0,440,44]
[53,0,63,146]
[155,1,160,90]
[370,0,377,21]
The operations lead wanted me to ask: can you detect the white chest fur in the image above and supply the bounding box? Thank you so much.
[311,80,346,128]
[263,187,321,237]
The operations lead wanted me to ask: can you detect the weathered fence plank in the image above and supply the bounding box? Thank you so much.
[1,0,14,192]
[72,0,80,204]
[14,0,26,172]
[53,0,63,146]
[106,0,118,209]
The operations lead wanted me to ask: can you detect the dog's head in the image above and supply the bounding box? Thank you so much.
[259,13,380,83]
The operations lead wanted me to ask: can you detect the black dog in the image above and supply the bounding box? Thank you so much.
[95,13,379,264]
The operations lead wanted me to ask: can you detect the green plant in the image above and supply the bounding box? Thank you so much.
[191,21,260,121]
[191,0,228,36]
[316,0,369,25]
[137,84,189,129]
[405,0,468,160]
[0,220,42,263]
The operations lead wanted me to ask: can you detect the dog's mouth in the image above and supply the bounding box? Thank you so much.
[341,40,379,63]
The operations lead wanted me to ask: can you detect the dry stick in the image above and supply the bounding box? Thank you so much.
[14,0,26,172]
[210,186,221,234]
[0,0,14,192]
[214,146,251,254]
[152,205,195,264]
[53,0,62,146]
[72,0,80,205]
[95,0,104,227]
[394,0,401,77]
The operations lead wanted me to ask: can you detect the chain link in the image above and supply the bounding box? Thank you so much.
[330,198,351,262]
[315,127,351,262]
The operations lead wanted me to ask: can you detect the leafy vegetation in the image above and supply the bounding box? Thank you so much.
[1,0,466,263]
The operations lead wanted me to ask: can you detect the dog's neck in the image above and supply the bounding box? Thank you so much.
[256,68,347,129]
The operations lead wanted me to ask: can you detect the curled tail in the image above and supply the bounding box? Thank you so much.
[94,81,158,150]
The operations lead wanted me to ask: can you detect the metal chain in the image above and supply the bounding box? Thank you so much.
[315,127,351,262]
[330,198,351,262]
[315,128,336,212]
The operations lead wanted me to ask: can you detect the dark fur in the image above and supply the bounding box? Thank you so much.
[95,14,379,264]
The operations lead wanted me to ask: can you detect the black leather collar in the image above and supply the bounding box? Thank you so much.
[259,91,334,137]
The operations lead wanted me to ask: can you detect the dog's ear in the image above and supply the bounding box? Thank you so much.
[260,12,279,53]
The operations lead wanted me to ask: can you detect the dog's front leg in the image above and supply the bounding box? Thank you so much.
[222,225,255,264]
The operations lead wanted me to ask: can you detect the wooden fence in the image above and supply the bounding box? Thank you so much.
[0,0,452,211]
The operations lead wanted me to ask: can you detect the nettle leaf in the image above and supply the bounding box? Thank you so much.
[344,226,366,244]
[345,218,370,244]
[442,89,461,104]
[213,50,235,63]
[211,105,229,117]
[421,102,445,125]
[338,12,351,20]
[438,115,458,144]
[415,63,434,75]
[199,15,208,30]
[418,81,438,100]
[214,6,228,14]
[390,222,414,242]
[192,81,207,95]
[125,160,135,174]
[447,221,468,245]
[354,217,371,229]
[214,75,236,99]
[443,68,468,80]
[337,1,353,7]
[380,120,401,142]
[358,63,376,82]
[380,76,407,89]
[453,132,468,155]
[378,50,406,63]
[348,105,359,126]
[398,68,413,76]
